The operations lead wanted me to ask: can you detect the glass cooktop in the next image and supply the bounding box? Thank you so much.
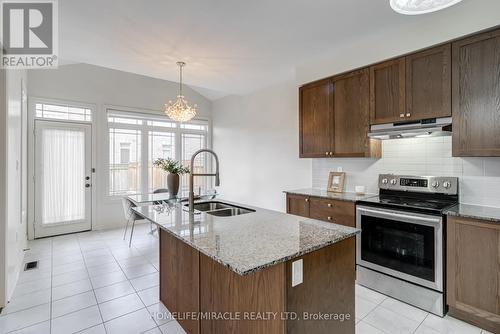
[358,194,458,215]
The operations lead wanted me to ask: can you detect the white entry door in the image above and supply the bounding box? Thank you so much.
[34,120,92,238]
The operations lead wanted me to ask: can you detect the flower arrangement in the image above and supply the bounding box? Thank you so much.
[153,158,190,175]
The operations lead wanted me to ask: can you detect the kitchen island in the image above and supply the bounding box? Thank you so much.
[133,200,358,334]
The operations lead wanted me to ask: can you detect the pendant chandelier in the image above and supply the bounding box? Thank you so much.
[165,61,197,122]
[390,0,464,15]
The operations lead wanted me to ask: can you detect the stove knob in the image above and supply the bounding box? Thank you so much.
[390,179,397,185]
[431,181,440,188]
[443,181,451,189]
[381,178,388,185]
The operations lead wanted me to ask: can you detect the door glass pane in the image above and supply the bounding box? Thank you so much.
[181,133,207,194]
[148,131,175,192]
[109,128,141,195]
[41,128,85,225]
[360,215,435,282]
[36,103,92,122]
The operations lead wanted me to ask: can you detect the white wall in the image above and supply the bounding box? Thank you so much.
[27,63,212,233]
[313,137,500,208]
[213,80,311,212]
[296,0,500,85]
[0,69,28,305]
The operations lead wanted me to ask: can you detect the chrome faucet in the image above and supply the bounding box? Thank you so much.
[189,149,220,212]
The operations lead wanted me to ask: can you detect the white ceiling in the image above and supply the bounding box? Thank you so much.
[59,0,472,100]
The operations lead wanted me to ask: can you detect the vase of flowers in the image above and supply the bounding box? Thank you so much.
[153,158,190,197]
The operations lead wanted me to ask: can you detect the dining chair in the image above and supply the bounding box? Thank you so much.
[152,188,169,204]
[122,197,142,247]
[149,188,169,234]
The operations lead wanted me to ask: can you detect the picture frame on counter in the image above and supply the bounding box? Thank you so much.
[327,172,345,193]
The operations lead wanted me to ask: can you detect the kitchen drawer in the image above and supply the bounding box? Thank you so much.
[286,194,310,218]
[309,198,355,227]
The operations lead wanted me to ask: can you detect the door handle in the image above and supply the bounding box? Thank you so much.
[85,184,91,188]
[86,176,90,181]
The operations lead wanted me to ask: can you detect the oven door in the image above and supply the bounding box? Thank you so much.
[356,206,443,291]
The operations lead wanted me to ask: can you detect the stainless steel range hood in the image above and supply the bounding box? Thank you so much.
[368,117,452,140]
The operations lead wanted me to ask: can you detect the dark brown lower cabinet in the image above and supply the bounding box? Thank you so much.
[286,194,355,227]
[308,197,355,227]
[447,216,500,333]
[160,229,355,334]
[286,194,310,218]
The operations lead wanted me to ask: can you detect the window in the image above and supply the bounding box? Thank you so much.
[120,143,131,164]
[107,110,209,196]
[109,128,141,196]
[181,133,207,194]
[36,103,92,122]
[148,131,175,192]
[162,144,172,157]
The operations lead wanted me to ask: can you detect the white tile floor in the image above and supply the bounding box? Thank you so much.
[0,223,490,334]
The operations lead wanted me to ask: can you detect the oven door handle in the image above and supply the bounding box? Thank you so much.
[357,207,442,225]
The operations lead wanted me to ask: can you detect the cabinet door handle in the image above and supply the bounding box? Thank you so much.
[325,152,329,156]
[406,113,411,117]
[399,113,405,118]
[329,152,333,156]
[327,216,332,221]
[327,203,332,208]
[305,198,309,202]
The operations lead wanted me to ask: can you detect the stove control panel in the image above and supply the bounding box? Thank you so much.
[379,174,458,195]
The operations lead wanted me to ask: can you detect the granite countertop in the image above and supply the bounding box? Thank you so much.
[284,188,377,202]
[445,204,500,223]
[133,200,359,276]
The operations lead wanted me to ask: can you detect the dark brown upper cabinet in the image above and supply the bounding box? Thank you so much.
[333,69,381,158]
[299,79,334,158]
[299,71,381,159]
[452,28,500,157]
[300,26,500,158]
[406,44,452,121]
[369,58,406,124]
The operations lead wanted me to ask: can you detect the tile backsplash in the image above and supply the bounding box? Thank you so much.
[312,136,500,208]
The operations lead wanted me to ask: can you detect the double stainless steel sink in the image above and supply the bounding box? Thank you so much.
[186,201,255,217]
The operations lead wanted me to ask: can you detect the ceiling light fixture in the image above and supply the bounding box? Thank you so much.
[165,61,197,122]
[390,0,464,15]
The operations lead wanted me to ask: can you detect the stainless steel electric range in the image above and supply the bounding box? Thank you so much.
[356,174,459,317]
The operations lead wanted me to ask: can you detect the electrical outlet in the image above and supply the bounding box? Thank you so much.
[292,259,303,287]
[337,166,343,172]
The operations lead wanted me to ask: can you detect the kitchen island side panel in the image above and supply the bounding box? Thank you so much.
[160,229,200,334]
[160,229,355,334]
[286,237,356,334]
[199,253,286,334]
